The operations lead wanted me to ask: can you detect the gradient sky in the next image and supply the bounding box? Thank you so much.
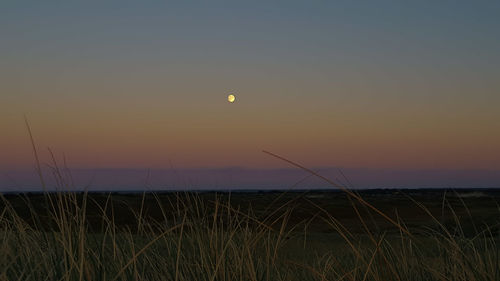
[2,1,500,189]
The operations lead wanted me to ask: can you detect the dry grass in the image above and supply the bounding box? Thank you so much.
[1,187,499,281]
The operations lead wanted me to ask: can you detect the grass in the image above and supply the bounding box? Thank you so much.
[1,188,499,281]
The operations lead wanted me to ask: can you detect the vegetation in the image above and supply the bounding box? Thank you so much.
[1,166,499,280]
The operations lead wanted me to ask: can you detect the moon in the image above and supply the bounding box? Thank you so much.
[227,94,236,103]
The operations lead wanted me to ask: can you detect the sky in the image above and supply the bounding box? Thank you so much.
[1,1,500,190]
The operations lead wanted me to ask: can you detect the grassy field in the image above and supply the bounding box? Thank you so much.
[1,188,499,281]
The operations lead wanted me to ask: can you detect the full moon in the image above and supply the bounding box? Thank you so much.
[227,94,236,103]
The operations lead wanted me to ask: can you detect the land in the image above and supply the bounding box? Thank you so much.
[1,188,499,280]
[2,188,499,234]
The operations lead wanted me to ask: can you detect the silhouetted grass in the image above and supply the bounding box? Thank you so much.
[1,188,500,280]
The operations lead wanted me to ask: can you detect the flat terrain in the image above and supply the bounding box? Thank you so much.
[1,188,499,280]
[2,188,499,235]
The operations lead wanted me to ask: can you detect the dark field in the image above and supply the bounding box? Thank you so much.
[3,189,500,235]
[1,189,499,280]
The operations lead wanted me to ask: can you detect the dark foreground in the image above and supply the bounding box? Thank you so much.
[1,188,499,280]
[2,188,500,235]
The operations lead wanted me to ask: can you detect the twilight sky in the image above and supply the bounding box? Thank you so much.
[1,1,500,189]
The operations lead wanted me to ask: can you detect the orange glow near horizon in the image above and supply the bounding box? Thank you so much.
[3,96,499,171]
